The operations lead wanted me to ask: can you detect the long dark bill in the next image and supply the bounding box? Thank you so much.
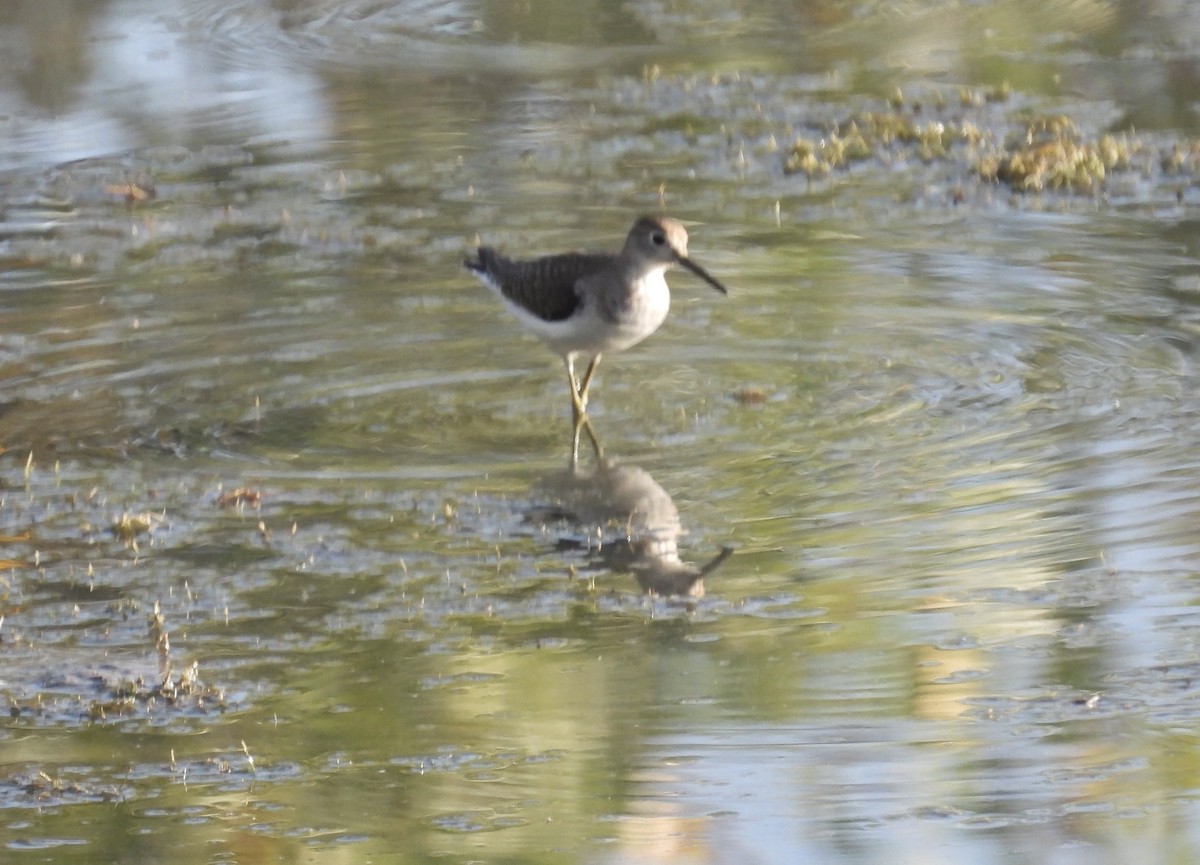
[679,256,728,295]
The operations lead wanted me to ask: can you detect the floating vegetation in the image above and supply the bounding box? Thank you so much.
[6,603,228,727]
[974,115,1142,193]
[773,83,1186,199]
[784,109,986,179]
[109,511,165,551]
[0,770,128,806]
[84,662,226,722]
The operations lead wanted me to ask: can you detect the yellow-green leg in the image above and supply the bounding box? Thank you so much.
[566,355,603,463]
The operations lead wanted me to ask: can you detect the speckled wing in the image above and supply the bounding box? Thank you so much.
[465,249,614,323]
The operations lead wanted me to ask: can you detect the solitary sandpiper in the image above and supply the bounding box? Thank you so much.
[465,215,728,461]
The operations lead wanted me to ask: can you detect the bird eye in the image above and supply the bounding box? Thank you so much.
[651,231,666,245]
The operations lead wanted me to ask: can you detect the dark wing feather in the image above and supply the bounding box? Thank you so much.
[465,249,615,322]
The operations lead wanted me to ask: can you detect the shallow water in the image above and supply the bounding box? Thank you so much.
[4,1,1200,863]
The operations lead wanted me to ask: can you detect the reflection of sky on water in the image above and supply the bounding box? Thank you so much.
[596,720,1200,865]
[598,726,981,865]
[0,1,331,171]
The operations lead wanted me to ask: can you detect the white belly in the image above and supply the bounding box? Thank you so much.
[503,269,673,358]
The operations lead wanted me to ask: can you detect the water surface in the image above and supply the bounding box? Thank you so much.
[3,1,1200,863]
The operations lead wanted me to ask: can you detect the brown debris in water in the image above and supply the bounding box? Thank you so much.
[103,179,155,206]
[215,486,263,509]
[731,386,770,406]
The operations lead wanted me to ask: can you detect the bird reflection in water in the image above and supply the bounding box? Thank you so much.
[532,457,732,599]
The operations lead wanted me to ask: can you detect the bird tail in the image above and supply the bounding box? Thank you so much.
[463,248,494,274]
